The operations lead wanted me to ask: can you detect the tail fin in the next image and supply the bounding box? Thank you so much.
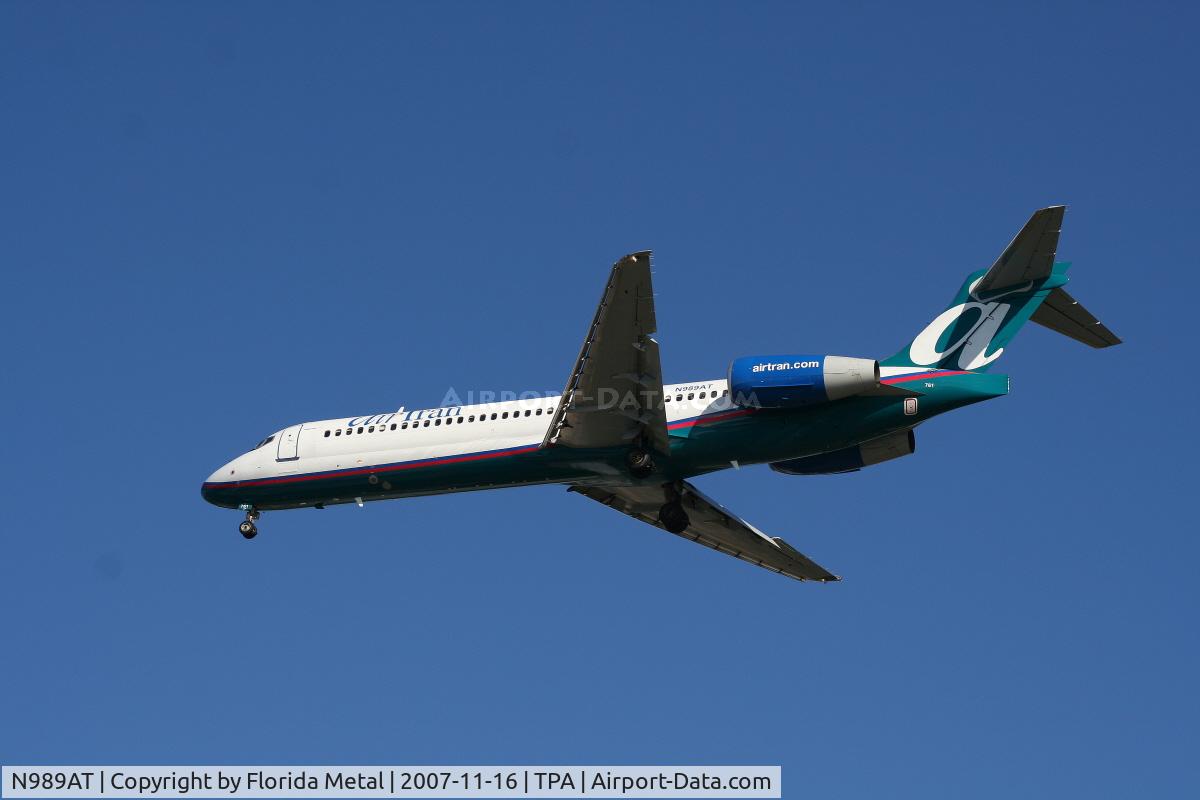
[882,206,1120,372]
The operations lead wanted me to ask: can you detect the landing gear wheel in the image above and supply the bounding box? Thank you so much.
[626,448,655,478]
[239,507,260,539]
[659,501,690,534]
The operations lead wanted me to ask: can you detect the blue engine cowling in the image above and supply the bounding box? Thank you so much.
[728,354,879,408]
[770,430,916,475]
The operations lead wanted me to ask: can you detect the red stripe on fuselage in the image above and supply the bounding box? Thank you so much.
[880,370,972,385]
[203,444,542,490]
[667,407,754,431]
[207,407,757,492]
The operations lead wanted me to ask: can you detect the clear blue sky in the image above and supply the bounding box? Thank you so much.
[2,2,1197,797]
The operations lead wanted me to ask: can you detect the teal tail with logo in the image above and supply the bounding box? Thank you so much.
[882,206,1121,372]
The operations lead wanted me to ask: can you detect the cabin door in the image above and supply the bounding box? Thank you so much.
[276,424,302,461]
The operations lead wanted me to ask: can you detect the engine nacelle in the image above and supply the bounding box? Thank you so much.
[728,354,879,408]
[769,429,916,475]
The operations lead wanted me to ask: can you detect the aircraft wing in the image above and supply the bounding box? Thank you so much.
[569,481,840,582]
[543,251,669,454]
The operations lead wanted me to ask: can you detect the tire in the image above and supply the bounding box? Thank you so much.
[626,448,655,478]
[659,502,690,534]
[239,521,258,539]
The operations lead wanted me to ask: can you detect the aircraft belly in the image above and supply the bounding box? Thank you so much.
[664,397,921,474]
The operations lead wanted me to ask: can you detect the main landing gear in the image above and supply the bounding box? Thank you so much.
[626,447,655,478]
[239,508,260,540]
[659,501,690,534]
[658,483,690,534]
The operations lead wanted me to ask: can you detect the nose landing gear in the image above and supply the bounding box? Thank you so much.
[238,508,260,539]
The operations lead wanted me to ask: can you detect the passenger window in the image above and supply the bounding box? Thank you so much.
[676,394,682,401]
[502,412,509,419]
[335,430,341,437]
[687,393,694,400]
[422,420,430,427]
[324,430,330,437]
[357,427,364,434]
[469,415,475,422]
[535,408,542,415]
[435,419,441,426]
[457,417,464,424]
[368,425,375,432]
[401,422,408,430]
[491,413,497,420]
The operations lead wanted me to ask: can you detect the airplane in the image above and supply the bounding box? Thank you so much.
[202,205,1120,582]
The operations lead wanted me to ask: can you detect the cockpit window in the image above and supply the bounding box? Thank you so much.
[254,434,276,450]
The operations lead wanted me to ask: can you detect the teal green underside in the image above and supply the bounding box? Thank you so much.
[207,372,1008,511]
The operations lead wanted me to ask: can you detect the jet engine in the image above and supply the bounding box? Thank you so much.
[769,429,916,475]
[728,354,879,408]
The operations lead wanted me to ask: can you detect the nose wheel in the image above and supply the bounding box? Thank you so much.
[239,509,260,539]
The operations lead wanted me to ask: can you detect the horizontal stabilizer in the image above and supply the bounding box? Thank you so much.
[976,205,1064,293]
[1030,287,1122,348]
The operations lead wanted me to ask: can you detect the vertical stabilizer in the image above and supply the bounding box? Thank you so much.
[882,206,1120,371]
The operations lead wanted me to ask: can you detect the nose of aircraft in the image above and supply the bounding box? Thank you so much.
[201,463,238,507]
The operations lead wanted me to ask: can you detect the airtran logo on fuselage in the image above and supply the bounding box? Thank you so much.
[346,407,462,427]
[752,360,821,373]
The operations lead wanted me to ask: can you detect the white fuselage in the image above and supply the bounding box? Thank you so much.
[203,380,733,502]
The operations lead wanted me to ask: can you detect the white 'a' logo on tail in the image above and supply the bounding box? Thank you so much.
[909,279,1028,370]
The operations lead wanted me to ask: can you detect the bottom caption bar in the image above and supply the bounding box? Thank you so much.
[2,767,781,799]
